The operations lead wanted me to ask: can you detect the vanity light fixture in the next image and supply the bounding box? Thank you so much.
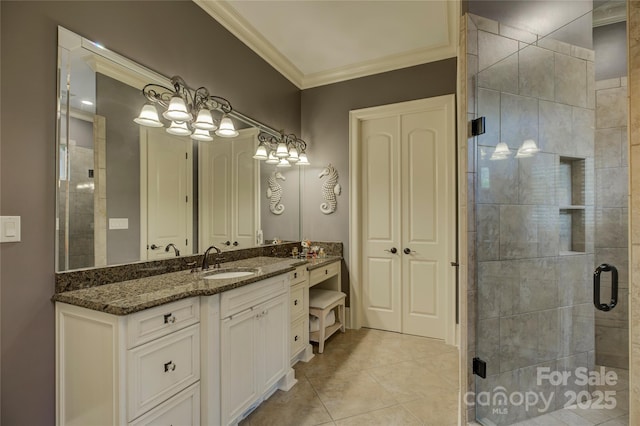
[265,151,280,164]
[254,131,310,167]
[215,115,239,138]
[134,75,237,140]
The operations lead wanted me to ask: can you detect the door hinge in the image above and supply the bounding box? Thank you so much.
[186,195,188,203]
[473,357,487,379]
[186,238,188,246]
[470,117,486,136]
[185,152,188,160]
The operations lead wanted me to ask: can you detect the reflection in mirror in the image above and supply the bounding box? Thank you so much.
[56,27,303,272]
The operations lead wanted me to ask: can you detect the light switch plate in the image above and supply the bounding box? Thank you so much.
[109,218,129,230]
[1,216,21,242]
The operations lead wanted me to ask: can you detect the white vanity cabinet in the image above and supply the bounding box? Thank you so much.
[289,265,314,365]
[219,273,295,425]
[56,297,201,426]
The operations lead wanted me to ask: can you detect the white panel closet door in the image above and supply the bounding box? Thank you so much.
[361,116,402,333]
[360,96,454,339]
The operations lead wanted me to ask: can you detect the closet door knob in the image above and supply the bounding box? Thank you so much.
[404,248,415,255]
[385,247,398,254]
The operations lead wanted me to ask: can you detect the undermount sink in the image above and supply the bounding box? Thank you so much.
[203,269,257,280]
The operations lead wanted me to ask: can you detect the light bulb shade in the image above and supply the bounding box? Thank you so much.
[288,146,299,162]
[515,139,540,158]
[275,142,289,158]
[163,95,191,122]
[277,158,291,168]
[193,108,216,130]
[134,104,163,127]
[490,142,511,161]
[215,116,239,137]
[191,128,213,141]
[266,151,279,164]
[297,152,310,165]
[253,144,269,160]
[166,120,191,136]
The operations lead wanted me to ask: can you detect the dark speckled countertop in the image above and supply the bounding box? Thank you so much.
[52,256,341,315]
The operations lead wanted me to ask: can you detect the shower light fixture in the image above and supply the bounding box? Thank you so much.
[253,131,310,167]
[134,75,237,140]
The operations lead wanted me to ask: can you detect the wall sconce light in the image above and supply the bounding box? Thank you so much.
[254,132,310,167]
[134,75,237,140]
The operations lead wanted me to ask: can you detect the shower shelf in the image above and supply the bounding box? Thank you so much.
[559,157,586,254]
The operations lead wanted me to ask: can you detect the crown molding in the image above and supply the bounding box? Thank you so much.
[194,0,459,90]
[194,0,304,88]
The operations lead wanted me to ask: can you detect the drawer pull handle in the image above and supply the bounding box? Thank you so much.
[325,269,328,275]
[164,361,176,372]
[294,299,298,306]
[294,272,298,278]
[163,313,176,324]
[295,335,299,341]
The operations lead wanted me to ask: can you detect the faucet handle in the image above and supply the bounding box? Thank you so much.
[186,261,199,273]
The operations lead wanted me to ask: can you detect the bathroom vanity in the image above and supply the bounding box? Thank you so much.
[54,256,341,426]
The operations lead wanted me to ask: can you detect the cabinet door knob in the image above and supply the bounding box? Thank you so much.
[233,241,239,246]
[294,335,299,341]
[164,361,176,372]
[163,313,176,324]
[294,299,298,306]
[224,241,231,246]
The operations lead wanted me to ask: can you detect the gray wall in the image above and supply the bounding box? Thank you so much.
[594,22,627,80]
[300,59,457,298]
[0,1,299,424]
[469,0,593,49]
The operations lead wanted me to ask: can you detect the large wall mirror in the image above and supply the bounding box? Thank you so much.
[56,27,302,272]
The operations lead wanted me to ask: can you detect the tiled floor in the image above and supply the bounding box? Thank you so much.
[240,328,460,426]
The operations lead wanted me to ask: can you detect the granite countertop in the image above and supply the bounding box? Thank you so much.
[52,256,341,316]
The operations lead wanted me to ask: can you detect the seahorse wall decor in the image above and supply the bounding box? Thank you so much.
[319,163,341,214]
[267,171,286,215]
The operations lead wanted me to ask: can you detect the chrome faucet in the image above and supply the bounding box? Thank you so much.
[202,245,221,270]
[165,243,180,257]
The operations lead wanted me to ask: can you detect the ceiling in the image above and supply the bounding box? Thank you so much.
[194,0,459,89]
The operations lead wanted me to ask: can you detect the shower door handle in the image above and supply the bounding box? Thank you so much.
[593,263,618,312]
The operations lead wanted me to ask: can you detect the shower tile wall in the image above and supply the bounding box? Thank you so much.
[468,14,596,425]
[595,77,629,369]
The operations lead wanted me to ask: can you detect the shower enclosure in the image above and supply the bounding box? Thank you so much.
[467,2,629,424]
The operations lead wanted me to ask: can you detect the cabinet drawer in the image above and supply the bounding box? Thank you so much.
[221,274,287,319]
[290,316,306,357]
[289,266,307,285]
[127,324,200,421]
[129,382,200,426]
[309,261,340,286]
[290,283,305,320]
[127,297,199,349]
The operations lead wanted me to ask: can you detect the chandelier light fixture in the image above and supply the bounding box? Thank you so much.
[253,132,310,167]
[134,75,238,139]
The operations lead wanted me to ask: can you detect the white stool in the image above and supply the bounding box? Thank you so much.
[309,289,346,354]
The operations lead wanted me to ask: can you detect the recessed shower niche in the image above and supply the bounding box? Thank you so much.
[558,156,586,254]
